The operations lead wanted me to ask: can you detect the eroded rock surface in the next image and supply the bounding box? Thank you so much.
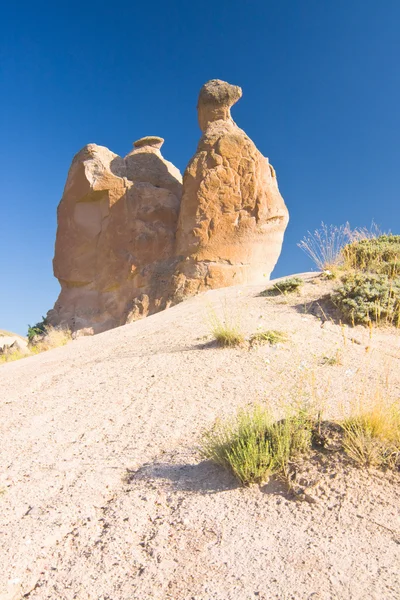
[49,139,182,333]
[50,80,289,333]
[173,79,289,298]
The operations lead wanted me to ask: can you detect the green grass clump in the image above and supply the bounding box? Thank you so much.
[342,400,400,468]
[249,330,288,346]
[213,327,244,347]
[333,273,400,327]
[262,277,304,296]
[341,235,400,277]
[200,405,313,485]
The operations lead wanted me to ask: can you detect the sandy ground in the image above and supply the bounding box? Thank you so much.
[1,273,400,600]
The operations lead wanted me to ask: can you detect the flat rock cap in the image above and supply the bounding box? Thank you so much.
[133,136,164,149]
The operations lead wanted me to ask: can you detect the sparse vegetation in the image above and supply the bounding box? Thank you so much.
[298,222,390,272]
[342,396,400,468]
[332,273,400,327]
[341,235,400,277]
[249,330,288,346]
[262,276,304,296]
[0,325,72,365]
[208,306,244,347]
[298,222,353,270]
[27,316,48,343]
[321,349,343,366]
[200,405,313,485]
[33,325,72,351]
[0,348,31,364]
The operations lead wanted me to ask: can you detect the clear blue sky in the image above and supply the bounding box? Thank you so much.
[1,0,399,335]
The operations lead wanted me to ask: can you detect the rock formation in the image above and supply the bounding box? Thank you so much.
[172,79,289,298]
[48,138,182,333]
[49,80,289,334]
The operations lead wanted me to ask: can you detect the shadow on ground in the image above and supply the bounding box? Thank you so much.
[126,459,239,494]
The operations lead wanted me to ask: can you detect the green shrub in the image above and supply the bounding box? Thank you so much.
[200,405,313,485]
[333,273,400,327]
[249,330,288,346]
[262,277,304,296]
[27,316,48,343]
[341,235,400,277]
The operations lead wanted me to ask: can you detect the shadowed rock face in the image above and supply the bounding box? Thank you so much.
[49,80,289,334]
[173,79,289,298]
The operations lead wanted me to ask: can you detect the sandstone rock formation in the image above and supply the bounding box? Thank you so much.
[49,80,289,334]
[173,79,289,298]
[48,138,182,333]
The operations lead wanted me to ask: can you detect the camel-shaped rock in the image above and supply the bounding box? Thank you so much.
[49,80,289,334]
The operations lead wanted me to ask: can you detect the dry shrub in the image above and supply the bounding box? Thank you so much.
[342,393,400,468]
[33,326,72,352]
[297,223,352,270]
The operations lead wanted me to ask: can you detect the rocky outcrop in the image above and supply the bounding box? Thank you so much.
[48,138,182,333]
[0,333,29,356]
[172,79,289,298]
[49,80,289,334]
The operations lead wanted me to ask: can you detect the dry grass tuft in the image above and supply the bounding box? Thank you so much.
[208,305,245,347]
[32,326,72,352]
[342,394,400,468]
[249,330,288,346]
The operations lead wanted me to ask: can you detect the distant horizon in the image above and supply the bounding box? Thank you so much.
[2,0,399,335]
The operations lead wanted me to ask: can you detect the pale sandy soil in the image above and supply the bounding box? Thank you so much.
[1,273,400,600]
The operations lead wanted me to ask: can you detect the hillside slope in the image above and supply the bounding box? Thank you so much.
[1,274,399,600]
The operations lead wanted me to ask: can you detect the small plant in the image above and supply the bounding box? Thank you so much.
[262,277,304,296]
[212,326,244,347]
[208,304,244,347]
[27,316,48,343]
[320,269,337,280]
[298,222,352,270]
[249,330,288,346]
[332,273,400,327]
[200,405,313,485]
[342,398,400,468]
[321,349,343,366]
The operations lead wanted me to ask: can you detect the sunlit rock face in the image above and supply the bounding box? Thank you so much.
[49,138,182,333]
[173,79,289,299]
[49,80,288,334]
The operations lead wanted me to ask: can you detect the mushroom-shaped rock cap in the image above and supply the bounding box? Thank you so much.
[133,136,164,150]
[198,79,242,108]
[197,79,242,131]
